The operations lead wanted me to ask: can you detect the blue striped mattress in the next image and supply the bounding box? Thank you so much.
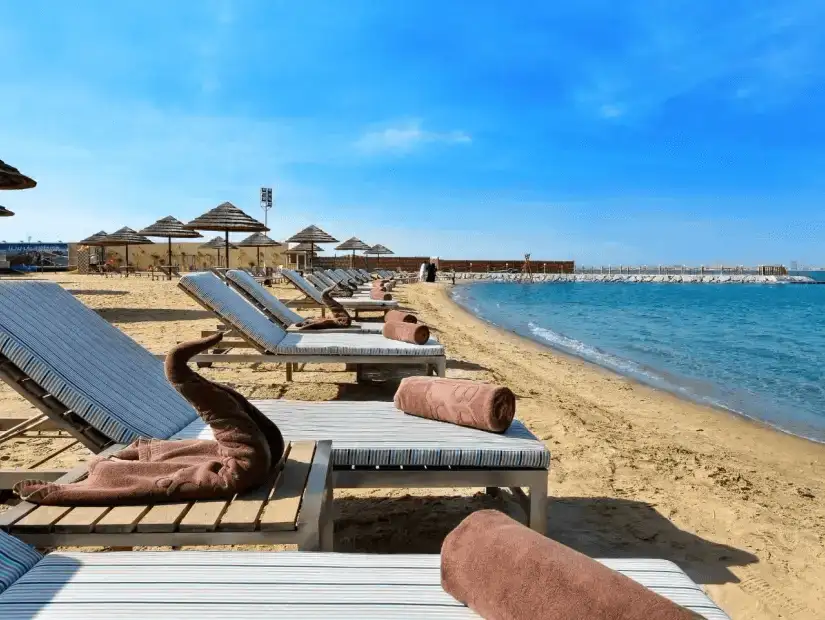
[225,269,306,326]
[0,281,198,443]
[0,550,730,619]
[174,400,550,469]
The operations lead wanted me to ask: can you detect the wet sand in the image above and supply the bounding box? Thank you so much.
[1,273,823,619]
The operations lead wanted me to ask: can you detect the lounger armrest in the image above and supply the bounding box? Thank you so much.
[297,440,333,551]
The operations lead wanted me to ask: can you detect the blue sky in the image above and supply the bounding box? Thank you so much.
[2,0,825,265]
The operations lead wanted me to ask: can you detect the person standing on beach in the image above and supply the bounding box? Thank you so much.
[426,259,437,282]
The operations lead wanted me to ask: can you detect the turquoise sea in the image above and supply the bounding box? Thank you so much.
[451,282,825,443]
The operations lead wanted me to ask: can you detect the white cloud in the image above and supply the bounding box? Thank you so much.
[355,120,471,154]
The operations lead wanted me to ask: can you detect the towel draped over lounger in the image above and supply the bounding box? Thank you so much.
[14,333,285,505]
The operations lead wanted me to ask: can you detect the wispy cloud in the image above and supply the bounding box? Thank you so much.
[355,120,471,154]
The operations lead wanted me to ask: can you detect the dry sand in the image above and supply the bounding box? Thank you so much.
[1,273,823,619]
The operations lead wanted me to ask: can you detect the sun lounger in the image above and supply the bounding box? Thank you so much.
[281,269,398,316]
[0,533,731,619]
[0,280,545,532]
[179,272,445,379]
[225,270,383,333]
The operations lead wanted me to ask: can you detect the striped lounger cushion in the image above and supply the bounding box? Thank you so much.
[225,269,306,326]
[282,270,398,309]
[225,270,383,333]
[0,532,41,594]
[179,271,289,352]
[275,332,443,356]
[174,399,550,468]
[0,551,730,619]
[0,281,198,444]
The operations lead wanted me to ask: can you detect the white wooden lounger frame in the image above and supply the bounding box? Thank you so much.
[177,278,446,381]
[0,440,334,551]
[0,538,732,619]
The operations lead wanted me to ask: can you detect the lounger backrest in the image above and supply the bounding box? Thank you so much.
[305,273,329,291]
[333,269,357,285]
[225,270,304,327]
[179,272,287,352]
[314,272,336,287]
[0,531,41,593]
[280,270,325,304]
[0,282,197,443]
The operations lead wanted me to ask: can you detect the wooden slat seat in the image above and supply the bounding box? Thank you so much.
[0,440,333,550]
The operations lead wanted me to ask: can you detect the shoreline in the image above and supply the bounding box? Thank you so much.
[405,282,824,619]
[447,282,825,447]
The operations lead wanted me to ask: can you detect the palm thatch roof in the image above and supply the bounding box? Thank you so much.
[285,225,338,244]
[78,230,109,245]
[367,243,394,255]
[335,237,371,251]
[0,159,36,190]
[0,206,14,217]
[100,227,154,245]
[201,236,238,250]
[185,202,268,233]
[139,216,203,239]
[288,242,324,253]
[237,232,282,248]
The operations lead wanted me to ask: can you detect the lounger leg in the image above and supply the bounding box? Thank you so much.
[321,307,326,318]
[321,484,334,552]
[285,363,293,382]
[527,471,548,535]
[435,358,447,377]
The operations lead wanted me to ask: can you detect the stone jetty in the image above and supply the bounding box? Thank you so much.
[446,273,818,284]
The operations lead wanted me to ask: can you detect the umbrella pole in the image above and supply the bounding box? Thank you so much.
[257,246,261,270]
[225,230,230,269]
[125,245,129,277]
[167,237,173,280]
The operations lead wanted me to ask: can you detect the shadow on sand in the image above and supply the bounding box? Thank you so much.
[68,289,129,296]
[333,494,757,585]
[95,308,213,322]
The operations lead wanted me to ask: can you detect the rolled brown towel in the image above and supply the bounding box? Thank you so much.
[394,377,515,432]
[370,289,392,300]
[385,309,417,324]
[442,510,702,620]
[383,321,430,345]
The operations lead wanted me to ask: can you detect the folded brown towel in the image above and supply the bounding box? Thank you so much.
[383,321,430,345]
[385,309,418,324]
[321,285,353,320]
[370,289,393,300]
[295,316,352,330]
[14,333,285,505]
[394,377,515,432]
[442,510,702,620]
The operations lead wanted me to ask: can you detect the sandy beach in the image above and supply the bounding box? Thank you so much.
[1,273,823,619]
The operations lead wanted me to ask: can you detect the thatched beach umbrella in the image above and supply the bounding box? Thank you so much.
[100,227,153,276]
[139,216,203,280]
[0,159,36,190]
[335,237,371,268]
[185,201,268,269]
[0,206,14,217]
[201,236,238,268]
[285,225,337,270]
[237,232,282,270]
[367,243,394,265]
[78,230,109,267]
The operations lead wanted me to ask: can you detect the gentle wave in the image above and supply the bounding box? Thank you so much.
[451,281,825,443]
